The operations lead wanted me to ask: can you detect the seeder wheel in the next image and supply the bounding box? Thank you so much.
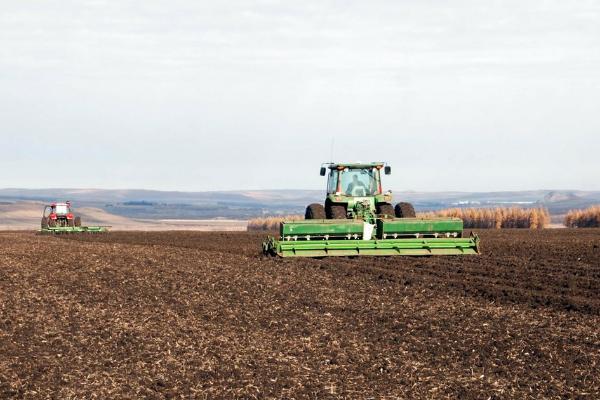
[395,202,416,218]
[305,204,326,220]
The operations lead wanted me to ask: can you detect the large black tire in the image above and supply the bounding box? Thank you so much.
[41,217,49,229]
[48,219,56,227]
[395,202,416,218]
[376,203,395,219]
[305,203,326,219]
[74,216,82,227]
[326,204,347,219]
[68,218,75,227]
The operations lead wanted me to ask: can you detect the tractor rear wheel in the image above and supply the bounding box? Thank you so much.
[74,216,81,227]
[376,203,395,219]
[48,219,56,227]
[41,217,49,229]
[68,218,75,227]
[326,204,347,219]
[395,202,416,218]
[305,203,326,219]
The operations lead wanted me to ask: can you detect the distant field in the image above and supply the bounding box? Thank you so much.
[3,188,600,220]
[0,201,247,231]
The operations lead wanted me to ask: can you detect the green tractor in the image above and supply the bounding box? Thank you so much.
[263,162,480,257]
[305,162,416,221]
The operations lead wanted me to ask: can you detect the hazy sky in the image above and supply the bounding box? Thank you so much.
[1,0,599,191]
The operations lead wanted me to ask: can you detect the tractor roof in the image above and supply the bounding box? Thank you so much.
[326,162,385,169]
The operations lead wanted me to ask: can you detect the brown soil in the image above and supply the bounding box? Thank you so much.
[0,229,599,399]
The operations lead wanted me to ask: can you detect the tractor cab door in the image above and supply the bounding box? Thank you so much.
[326,169,340,194]
[43,206,52,218]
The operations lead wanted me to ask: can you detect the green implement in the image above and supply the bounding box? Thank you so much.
[263,218,480,257]
[40,226,110,234]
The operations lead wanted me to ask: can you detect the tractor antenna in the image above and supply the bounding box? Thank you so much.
[330,137,335,162]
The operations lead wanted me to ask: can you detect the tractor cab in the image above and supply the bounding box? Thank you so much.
[42,201,80,228]
[310,162,402,220]
[322,162,390,197]
[48,202,71,216]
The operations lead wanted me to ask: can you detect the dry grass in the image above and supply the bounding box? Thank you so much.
[565,206,600,228]
[419,207,551,229]
[248,207,551,230]
[247,215,303,231]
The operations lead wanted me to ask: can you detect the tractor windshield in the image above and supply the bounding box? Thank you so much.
[54,204,69,215]
[341,168,379,196]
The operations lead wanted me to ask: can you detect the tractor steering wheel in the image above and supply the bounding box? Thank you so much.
[352,187,366,197]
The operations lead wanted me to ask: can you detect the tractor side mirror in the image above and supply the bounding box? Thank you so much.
[320,167,326,176]
[384,166,391,175]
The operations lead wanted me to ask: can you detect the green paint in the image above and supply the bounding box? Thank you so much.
[377,218,463,237]
[281,220,364,237]
[264,234,480,257]
[40,226,110,234]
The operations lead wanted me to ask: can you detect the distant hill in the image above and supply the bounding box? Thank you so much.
[543,191,579,203]
[0,189,318,220]
[1,188,599,220]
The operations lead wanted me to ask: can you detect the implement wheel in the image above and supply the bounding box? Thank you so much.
[395,202,416,218]
[376,203,395,219]
[305,203,326,220]
[326,204,346,219]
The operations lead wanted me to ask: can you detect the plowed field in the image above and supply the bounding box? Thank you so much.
[1,230,599,399]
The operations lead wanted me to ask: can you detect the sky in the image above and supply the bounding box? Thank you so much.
[1,0,599,192]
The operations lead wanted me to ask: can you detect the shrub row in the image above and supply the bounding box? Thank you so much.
[418,207,550,229]
[564,206,600,228]
[247,207,551,230]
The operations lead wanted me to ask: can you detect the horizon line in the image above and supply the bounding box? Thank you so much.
[1,187,600,194]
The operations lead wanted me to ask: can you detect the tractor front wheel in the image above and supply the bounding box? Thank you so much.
[305,203,326,220]
[326,204,346,219]
[376,203,395,219]
[395,202,416,218]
